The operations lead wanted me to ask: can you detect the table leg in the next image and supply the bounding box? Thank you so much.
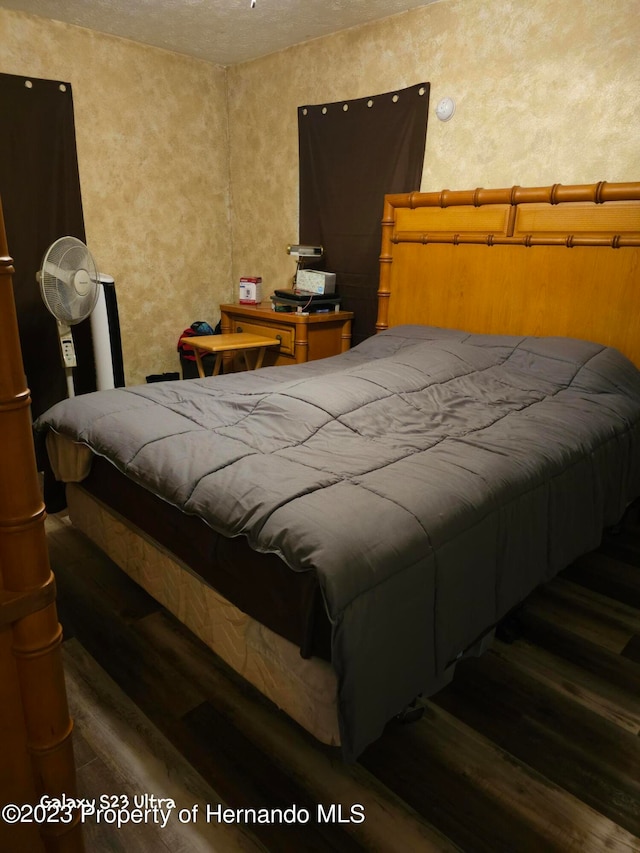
[193,349,205,378]
[253,346,267,370]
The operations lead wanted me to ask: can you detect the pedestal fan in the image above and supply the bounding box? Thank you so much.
[38,236,100,397]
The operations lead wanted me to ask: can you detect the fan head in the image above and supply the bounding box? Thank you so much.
[39,236,100,324]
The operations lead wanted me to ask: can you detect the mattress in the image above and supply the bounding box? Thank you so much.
[38,325,640,759]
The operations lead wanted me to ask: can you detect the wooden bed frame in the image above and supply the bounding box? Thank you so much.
[60,180,640,754]
[1,201,83,850]
[377,181,640,367]
[2,182,639,794]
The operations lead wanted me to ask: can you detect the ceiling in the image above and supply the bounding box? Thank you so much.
[1,0,439,66]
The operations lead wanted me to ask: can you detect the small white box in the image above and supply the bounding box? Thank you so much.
[239,276,263,304]
[295,269,336,295]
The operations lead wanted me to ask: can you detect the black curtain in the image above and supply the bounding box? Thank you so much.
[298,83,429,344]
[0,72,95,420]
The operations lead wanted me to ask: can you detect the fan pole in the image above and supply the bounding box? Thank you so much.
[57,322,77,398]
[0,196,85,851]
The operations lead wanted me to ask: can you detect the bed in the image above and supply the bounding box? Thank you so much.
[37,181,640,762]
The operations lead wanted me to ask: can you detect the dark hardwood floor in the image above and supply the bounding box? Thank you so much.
[46,504,640,852]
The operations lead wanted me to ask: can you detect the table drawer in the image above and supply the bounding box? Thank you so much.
[230,319,295,357]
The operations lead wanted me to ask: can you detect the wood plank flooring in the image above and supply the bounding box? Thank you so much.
[45,504,640,852]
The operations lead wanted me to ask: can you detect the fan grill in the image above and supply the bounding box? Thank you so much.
[40,236,100,324]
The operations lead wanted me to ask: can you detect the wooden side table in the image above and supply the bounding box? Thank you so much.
[180,332,280,378]
[219,303,353,370]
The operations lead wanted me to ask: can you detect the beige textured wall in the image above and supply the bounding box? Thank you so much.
[2,0,638,384]
[227,0,640,293]
[1,8,231,385]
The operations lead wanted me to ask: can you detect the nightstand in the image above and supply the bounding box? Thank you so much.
[219,303,354,369]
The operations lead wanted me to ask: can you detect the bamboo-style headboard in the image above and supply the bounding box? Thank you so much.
[377,181,640,367]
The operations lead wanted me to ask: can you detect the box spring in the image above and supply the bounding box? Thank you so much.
[66,480,340,745]
[81,456,332,660]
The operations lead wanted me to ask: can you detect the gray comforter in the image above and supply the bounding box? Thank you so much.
[37,325,640,760]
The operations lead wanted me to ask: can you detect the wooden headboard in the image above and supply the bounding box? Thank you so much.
[377,181,640,367]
